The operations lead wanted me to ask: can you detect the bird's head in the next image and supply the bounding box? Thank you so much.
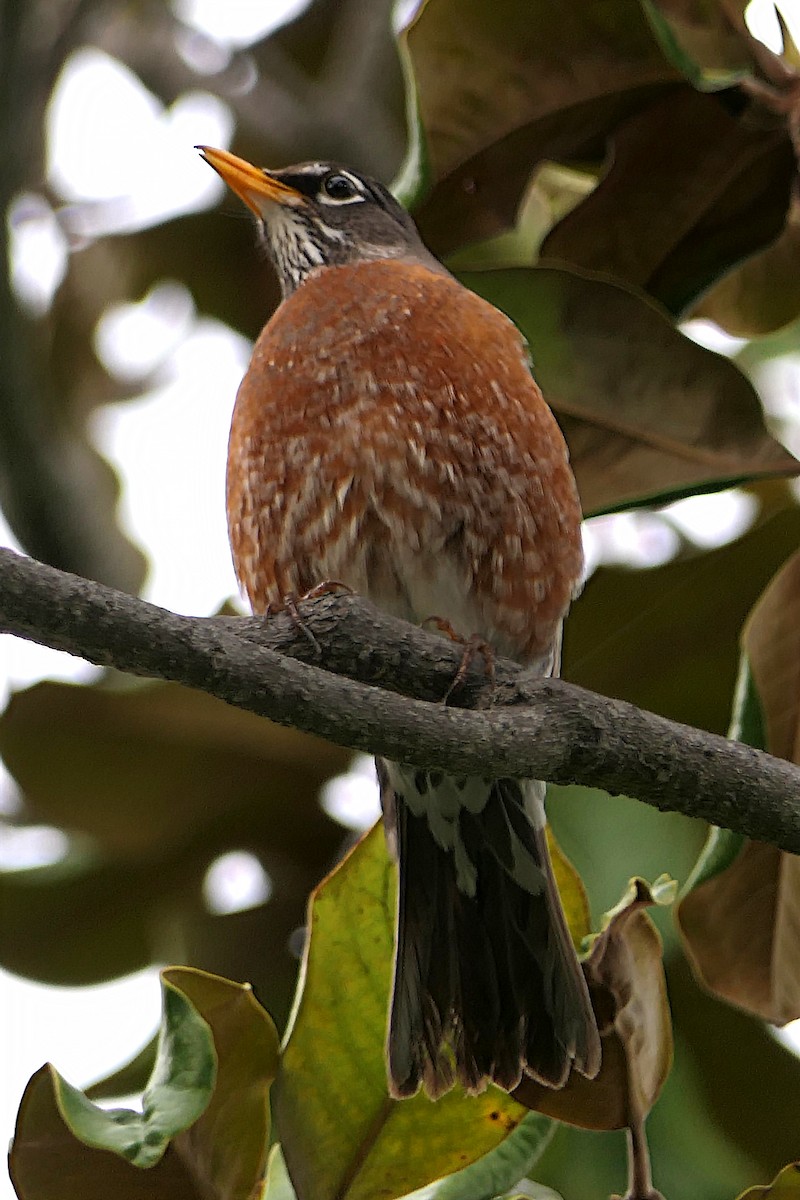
[197,147,434,297]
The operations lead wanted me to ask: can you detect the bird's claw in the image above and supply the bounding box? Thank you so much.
[422,617,495,703]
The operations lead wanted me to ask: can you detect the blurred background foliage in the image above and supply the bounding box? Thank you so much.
[2,0,800,1197]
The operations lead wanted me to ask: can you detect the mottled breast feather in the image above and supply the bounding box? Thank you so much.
[226,258,583,665]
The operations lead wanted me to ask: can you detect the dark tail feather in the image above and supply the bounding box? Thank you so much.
[382,767,600,1099]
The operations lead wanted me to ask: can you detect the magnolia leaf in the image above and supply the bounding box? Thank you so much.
[275,823,592,1200]
[9,973,216,1198]
[680,841,800,1024]
[514,877,675,1133]
[0,680,348,858]
[677,654,764,900]
[565,505,800,735]
[457,266,797,516]
[165,969,278,1200]
[737,1163,800,1199]
[274,825,529,1200]
[641,0,755,90]
[547,824,592,947]
[55,975,215,1167]
[9,1064,201,1200]
[539,87,793,314]
[264,1145,298,1200]
[432,1111,554,1200]
[0,679,347,999]
[392,38,433,210]
[691,196,800,335]
[403,0,677,181]
[744,549,800,762]
[678,550,800,1024]
[167,968,279,1200]
[401,0,681,253]
[9,968,278,1200]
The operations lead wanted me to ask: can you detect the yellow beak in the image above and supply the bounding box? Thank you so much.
[196,146,305,215]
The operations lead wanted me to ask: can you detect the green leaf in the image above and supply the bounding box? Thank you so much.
[681,656,762,895]
[274,825,530,1200]
[457,265,797,516]
[53,974,216,1167]
[392,37,433,210]
[433,1111,554,1200]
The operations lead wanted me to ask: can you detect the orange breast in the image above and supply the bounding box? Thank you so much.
[226,259,583,665]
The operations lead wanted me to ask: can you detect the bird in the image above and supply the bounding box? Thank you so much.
[198,145,601,1099]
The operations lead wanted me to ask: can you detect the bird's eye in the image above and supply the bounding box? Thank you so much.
[322,173,359,201]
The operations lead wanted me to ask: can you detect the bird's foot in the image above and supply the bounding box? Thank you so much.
[300,579,354,601]
[265,581,354,655]
[422,617,495,703]
[264,593,321,654]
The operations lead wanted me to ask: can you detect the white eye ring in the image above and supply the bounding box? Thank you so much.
[319,171,366,205]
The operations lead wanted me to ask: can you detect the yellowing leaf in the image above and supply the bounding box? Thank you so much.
[737,1163,800,1199]
[547,824,592,947]
[275,825,535,1200]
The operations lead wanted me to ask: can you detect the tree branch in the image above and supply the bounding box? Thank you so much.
[1,545,799,852]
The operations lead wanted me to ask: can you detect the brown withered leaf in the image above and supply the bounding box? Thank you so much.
[514,878,674,1134]
[679,842,800,1023]
[677,549,800,1024]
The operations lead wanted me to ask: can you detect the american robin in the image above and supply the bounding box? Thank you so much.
[198,146,601,1098]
